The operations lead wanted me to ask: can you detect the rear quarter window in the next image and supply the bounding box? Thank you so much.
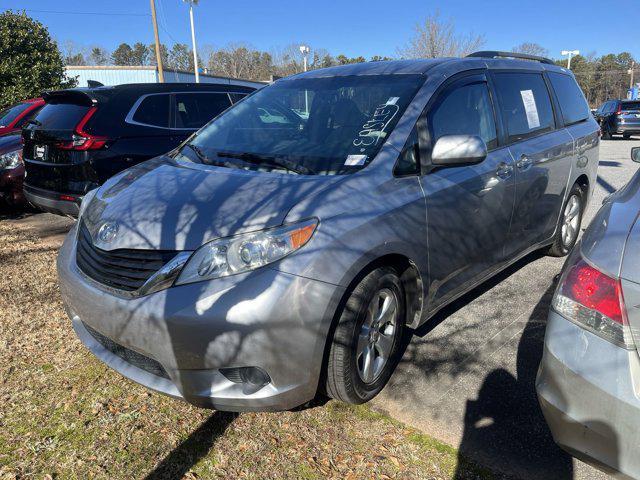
[493,72,555,142]
[33,103,90,130]
[131,94,171,128]
[548,72,590,125]
[0,102,32,127]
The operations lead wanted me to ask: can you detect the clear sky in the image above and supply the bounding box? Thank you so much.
[5,0,639,60]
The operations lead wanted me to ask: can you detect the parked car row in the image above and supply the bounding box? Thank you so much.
[594,99,640,140]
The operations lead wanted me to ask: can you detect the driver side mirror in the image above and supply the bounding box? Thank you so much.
[431,135,488,167]
[632,147,640,164]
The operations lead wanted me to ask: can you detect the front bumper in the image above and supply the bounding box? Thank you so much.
[536,310,640,479]
[24,184,82,217]
[57,225,345,411]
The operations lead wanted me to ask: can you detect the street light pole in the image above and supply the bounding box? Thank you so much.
[561,49,579,70]
[299,45,310,114]
[184,0,200,83]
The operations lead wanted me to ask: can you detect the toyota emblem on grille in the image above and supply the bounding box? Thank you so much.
[98,221,119,243]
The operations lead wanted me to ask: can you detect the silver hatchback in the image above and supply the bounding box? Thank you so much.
[58,52,599,411]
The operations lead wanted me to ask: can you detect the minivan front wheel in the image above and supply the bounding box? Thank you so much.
[547,183,584,257]
[325,267,405,404]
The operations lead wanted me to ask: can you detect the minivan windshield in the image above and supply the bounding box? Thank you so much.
[175,74,424,175]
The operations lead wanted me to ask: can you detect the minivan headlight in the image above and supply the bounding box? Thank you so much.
[175,219,318,285]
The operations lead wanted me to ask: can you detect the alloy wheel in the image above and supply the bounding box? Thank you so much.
[561,194,581,248]
[356,288,399,384]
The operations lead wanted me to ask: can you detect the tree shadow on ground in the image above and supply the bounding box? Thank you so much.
[453,278,575,480]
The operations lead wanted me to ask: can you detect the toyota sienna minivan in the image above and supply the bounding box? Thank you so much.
[58,51,599,411]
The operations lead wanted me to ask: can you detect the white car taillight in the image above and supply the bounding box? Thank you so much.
[552,253,635,349]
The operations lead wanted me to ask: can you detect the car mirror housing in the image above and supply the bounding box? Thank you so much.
[431,135,488,167]
[631,147,640,164]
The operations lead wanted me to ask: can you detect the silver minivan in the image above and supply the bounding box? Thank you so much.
[58,52,599,411]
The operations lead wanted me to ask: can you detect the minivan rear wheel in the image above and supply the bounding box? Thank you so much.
[324,267,405,404]
[546,183,584,257]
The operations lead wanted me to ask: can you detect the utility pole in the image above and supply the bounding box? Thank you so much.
[561,49,579,70]
[184,0,200,83]
[150,0,164,82]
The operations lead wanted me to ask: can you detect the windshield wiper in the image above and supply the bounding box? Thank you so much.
[183,144,246,170]
[215,151,315,175]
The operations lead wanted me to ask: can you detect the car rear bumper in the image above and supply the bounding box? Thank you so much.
[615,124,640,135]
[57,224,345,411]
[24,183,81,217]
[536,310,640,479]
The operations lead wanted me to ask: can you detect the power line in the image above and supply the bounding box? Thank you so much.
[24,9,149,17]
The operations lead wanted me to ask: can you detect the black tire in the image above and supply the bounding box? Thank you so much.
[601,126,612,140]
[324,267,405,404]
[546,183,585,257]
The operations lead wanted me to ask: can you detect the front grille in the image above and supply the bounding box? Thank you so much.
[83,322,169,379]
[76,223,178,292]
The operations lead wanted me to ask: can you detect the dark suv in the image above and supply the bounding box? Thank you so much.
[594,99,640,139]
[22,82,259,216]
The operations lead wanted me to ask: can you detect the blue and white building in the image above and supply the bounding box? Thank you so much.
[64,66,264,88]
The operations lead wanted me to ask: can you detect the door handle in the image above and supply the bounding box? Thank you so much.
[496,162,513,180]
[516,155,533,171]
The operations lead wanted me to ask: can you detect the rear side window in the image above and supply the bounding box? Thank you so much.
[15,105,43,128]
[131,94,170,128]
[34,103,90,130]
[622,101,640,112]
[429,81,498,150]
[0,102,31,127]
[174,92,232,129]
[548,73,590,125]
[493,72,554,142]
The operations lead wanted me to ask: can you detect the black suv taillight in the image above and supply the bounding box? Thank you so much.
[56,106,109,151]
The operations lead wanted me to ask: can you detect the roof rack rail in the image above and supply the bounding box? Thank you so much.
[467,51,555,65]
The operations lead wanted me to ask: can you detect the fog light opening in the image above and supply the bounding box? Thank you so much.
[220,367,271,395]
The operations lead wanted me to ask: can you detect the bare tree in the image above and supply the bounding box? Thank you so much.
[207,43,273,81]
[512,42,549,58]
[397,11,485,59]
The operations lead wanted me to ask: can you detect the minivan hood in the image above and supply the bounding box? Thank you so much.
[82,156,342,251]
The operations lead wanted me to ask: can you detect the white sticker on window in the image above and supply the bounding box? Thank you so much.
[386,97,400,105]
[520,89,540,129]
[345,154,367,166]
